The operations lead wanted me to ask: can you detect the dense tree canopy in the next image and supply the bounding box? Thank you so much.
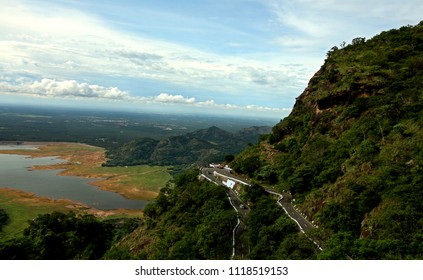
[0,209,9,232]
[244,185,318,259]
[232,22,423,259]
[0,212,140,260]
[3,23,422,261]
[107,169,237,260]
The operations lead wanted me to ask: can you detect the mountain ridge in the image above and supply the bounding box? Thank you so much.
[231,22,423,259]
[12,22,422,260]
[104,125,271,168]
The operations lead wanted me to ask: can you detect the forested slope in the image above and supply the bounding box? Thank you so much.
[104,126,270,168]
[2,23,421,261]
[105,169,237,259]
[232,22,423,259]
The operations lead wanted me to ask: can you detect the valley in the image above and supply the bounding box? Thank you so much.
[1,22,422,260]
[0,142,170,241]
[0,110,271,247]
[0,105,276,149]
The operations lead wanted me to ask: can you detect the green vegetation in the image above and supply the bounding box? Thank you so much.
[84,164,172,200]
[243,185,318,259]
[106,169,237,259]
[104,126,270,169]
[2,23,422,260]
[100,165,172,194]
[0,143,171,200]
[224,154,235,162]
[0,211,140,259]
[0,190,78,242]
[0,106,274,149]
[232,22,423,259]
[0,169,237,259]
[0,209,9,232]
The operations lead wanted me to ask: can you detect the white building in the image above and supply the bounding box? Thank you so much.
[224,179,236,189]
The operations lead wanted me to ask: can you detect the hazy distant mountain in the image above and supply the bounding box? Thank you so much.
[104,126,271,167]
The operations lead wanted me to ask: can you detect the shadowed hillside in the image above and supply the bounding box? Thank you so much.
[104,126,271,168]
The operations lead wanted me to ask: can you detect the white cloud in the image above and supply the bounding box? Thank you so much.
[0,78,290,117]
[266,0,423,53]
[0,1,313,107]
[269,1,330,37]
[154,93,196,104]
[0,1,109,39]
[0,79,130,100]
[2,0,421,119]
[299,0,423,21]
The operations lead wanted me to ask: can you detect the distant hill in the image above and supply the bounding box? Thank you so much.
[232,22,423,259]
[104,126,271,167]
[41,22,423,260]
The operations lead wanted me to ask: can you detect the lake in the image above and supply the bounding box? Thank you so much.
[0,152,148,210]
[0,144,39,150]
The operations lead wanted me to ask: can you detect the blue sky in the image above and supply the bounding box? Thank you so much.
[0,0,422,119]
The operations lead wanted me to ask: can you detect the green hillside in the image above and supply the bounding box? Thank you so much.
[2,23,421,260]
[104,169,237,260]
[231,22,423,259]
[104,126,271,168]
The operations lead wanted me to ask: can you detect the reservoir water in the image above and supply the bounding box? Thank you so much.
[0,152,148,210]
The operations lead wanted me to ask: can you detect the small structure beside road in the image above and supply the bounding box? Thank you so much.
[223,179,236,189]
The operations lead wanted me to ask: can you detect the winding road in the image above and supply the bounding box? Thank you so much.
[200,167,323,253]
[265,189,323,250]
[200,167,250,258]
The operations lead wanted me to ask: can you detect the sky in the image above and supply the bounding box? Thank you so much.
[0,0,422,120]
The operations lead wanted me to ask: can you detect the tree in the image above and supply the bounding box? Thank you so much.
[224,154,235,163]
[318,232,354,259]
[0,209,9,231]
[0,212,114,260]
[352,37,366,45]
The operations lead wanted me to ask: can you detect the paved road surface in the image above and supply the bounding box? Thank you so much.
[201,167,323,251]
[200,167,250,258]
[201,168,250,220]
[265,189,323,250]
[265,190,315,233]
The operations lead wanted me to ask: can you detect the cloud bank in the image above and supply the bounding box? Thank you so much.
[1,0,421,118]
[0,1,315,111]
[154,93,196,104]
[0,78,290,116]
[29,79,130,100]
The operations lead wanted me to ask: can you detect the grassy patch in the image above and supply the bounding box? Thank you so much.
[0,143,171,200]
[0,143,168,240]
[0,188,145,241]
[92,165,172,200]
[103,165,171,192]
[0,188,77,241]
